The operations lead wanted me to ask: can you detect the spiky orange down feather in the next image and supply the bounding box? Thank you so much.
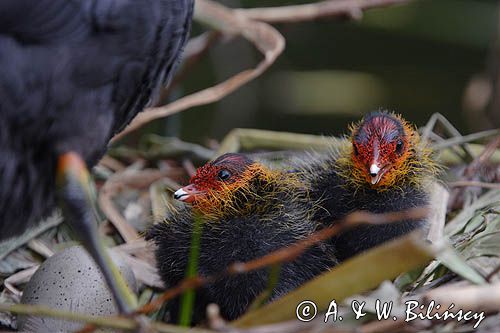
[191,163,306,220]
[336,112,440,192]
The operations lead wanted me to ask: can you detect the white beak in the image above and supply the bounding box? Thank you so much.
[174,188,189,201]
[370,164,380,176]
[369,163,383,185]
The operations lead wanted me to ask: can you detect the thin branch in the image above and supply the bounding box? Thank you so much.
[463,136,500,178]
[98,166,173,243]
[113,0,412,142]
[422,112,475,160]
[449,181,500,189]
[0,303,134,331]
[112,0,285,142]
[433,129,500,150]
[234,0,412,23]
[0,304,217,333]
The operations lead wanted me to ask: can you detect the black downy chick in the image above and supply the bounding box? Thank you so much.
[296,111,439,261]
[147,153,336,323]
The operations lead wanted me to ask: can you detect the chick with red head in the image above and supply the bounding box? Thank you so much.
[147,153,336,324]
[297,111,439,260]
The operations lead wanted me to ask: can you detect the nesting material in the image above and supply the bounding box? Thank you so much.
[18,246,136,332]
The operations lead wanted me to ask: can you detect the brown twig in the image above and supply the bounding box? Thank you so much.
[182,158,197,177]
[137,207,428,315]
[449,136,500,209]
[112,0,414,142]
[463,136,500,178]
[4,266,39,298]
[98,155,127,172]
[234,0,411,23]
[0,303,217,333]
[98,166,174,243]
[449,180,500,189]
[112,0,285,142]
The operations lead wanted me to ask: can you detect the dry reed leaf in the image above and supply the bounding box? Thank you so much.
[233,231,434,327]
[445,190,500,236]
[111,250,163,289]
[0,212,62,261]
[422,281,500,314]
[4,266,39,298]
[426,182,449,244]
[98,166,174,243]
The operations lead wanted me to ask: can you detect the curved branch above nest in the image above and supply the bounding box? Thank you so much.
[112,0,285,142]
[113,0,411,142]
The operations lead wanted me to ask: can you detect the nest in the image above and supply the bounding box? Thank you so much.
[1,0,500,332]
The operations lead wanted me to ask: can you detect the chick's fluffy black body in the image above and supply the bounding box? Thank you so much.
[0,0,193,238]
[305,153,428,261]
[147,182,335,322]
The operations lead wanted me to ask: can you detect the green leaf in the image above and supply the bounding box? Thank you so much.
[178,214,204,326]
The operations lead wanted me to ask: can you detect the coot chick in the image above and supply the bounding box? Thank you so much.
[147,153,335,323]
[297,111,439,261]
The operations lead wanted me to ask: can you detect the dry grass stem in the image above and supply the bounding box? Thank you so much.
[234,0,411,23]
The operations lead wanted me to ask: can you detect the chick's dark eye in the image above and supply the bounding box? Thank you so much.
[395,140,404,154]
[217,169,232,181]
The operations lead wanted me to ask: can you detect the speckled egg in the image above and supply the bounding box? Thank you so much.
[18,246,136,332]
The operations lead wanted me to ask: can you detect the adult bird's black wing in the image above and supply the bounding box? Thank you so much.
[0,0,194,238]
[0,0,194,314]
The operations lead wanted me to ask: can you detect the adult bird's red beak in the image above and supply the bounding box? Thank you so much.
[174,184,205,203]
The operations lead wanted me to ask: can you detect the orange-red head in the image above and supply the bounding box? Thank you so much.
[174,153,254,204]
[349,111,419,188]
[173,153,296,218]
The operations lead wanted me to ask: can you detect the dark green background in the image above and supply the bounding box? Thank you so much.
[155,0,499,143]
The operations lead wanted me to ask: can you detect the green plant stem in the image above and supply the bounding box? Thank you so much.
[178,214,203,326]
